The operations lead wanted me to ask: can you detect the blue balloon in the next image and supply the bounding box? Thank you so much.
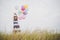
[18,10,22,15]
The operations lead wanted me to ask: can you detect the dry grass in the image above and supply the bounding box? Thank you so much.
[0,31,60,40]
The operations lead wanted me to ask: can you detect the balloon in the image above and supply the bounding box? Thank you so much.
[24,5,28,9]
[18,14,26,20]
[16,5,29,20]
[23,10,28,15]
[19,16,25,20]
[18,10,22,15]
[21,6,25,11]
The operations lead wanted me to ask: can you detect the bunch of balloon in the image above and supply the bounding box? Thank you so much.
[18,5,29,20]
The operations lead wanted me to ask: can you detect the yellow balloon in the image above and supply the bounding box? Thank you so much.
[24,5,28,9]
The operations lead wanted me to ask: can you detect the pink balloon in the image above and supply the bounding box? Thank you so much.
[19,14,26,20]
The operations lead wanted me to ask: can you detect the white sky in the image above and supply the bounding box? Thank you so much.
[0,0,60,33]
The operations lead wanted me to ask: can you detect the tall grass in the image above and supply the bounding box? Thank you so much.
[0,31,60,40]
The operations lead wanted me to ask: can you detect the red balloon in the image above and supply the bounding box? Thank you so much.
[21,6,25,11]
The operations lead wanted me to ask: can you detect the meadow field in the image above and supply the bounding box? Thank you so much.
[0,31,60,40]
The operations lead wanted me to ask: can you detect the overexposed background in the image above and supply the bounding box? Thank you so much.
[0,0,60,33]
